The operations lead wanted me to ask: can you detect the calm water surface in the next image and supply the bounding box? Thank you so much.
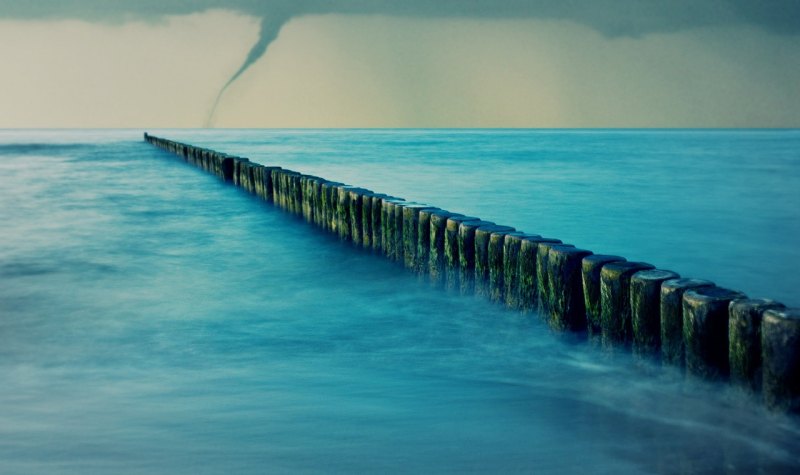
[0,129,798,474]
[167,128,800,305]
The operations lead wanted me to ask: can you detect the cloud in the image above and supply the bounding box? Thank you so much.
[2,1,797,125]
[1,1,799,36]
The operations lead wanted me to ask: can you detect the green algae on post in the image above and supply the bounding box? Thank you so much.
[427,210,460,283]
[475,225,515,298]
[502,233,539,309]
[728,299,785,393]
[519,237,561,313]
[682,286,746,381]
[444,216,480,290]
[630,269,680,358]
[762,307,800,414]
[488,229,520,302]
[600,261,655,348]
[660,278,715,367]
[547,245,593,332]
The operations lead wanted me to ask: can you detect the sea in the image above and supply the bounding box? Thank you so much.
[1,129,798,474]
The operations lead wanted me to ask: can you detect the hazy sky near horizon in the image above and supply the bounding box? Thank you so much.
[0,1,798,127]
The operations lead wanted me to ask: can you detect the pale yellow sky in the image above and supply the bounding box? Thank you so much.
[1,10,798,128]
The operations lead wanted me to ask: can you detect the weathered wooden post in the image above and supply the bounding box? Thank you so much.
[300,175,318,223]
[209,152,225,181]
[220,156,236,183]
[475,225,515,298]
[518,237,561,313]
[728,299,785,392]
[392,200,407,263]
[194,148,204,169]
[547,245,594,332]
[251,164,265,199]
[335,185,351,240]
[232,158,250,188]
[502,233,539,309]
[277,171,298,213]
[270,169,282,208]
[367,193,381,251]
[311,178,327,227]
[488,229,521,302]
[416,208,435,274]
[199,149,210,172]
[683,286,746,380]
[400,203,436,271]
[762,307,800,413]
[348,187,372,247]
[303,175,325,224]
[427,210,459,282]
[582,255,626,338]
[247,162,261,194]
[630,269,680,357]
[683,287,745,379]
[286,172,303,214]
[660,278,715,366]
[291,173,303,215]
[323,182,345,233]
[279,170,293,211]
[537,241,573,316]
[457,220,493,294]
[600,261,655,348]
[333,185,366,243]
[246,162,259,194]
[369,194,399,254]
[299,175,310,221]
[381,198,405,262]
[360,192,375,249]
[444,216,480,290]
[210,151,220,177]
[381,198,396,259]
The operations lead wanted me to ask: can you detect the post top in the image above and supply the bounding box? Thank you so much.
[490,229,524,238]
[477,224,515,234]
[503,232,537,242]
[661,278,715,291]
[347,187,373,195]
[549,245,592,257]
[729,298,785,313]
[540,241,572,250]
[522,236,560,245]
[631,269,680,282]
[397,202,435,210]
[601,261,655,277]
[582,254,626,266]
[430,210,461,219]
[459,220,492,230]
[446,215,480,223]
[420,208,449,217]
[380,197,406,205]
[764,307,800,322]
[684,286,746,304]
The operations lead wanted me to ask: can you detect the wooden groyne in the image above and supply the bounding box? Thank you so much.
[144,132,800,415]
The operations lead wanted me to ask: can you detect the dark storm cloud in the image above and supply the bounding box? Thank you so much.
[1,1,799,36]
[3,1,797,124]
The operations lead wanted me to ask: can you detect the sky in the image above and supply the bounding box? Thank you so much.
[0,1,798,128]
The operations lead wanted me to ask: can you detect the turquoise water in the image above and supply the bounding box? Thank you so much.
[164,128,800,306]
[0,129,798,474]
